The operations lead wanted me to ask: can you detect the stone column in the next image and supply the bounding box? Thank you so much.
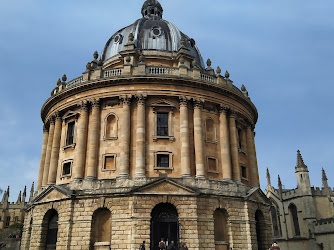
[193,100,205,179]
[42,118,55,186]
[36,127,49,190]
[246,125,260,187]
[135,95,146,179]
[118,95,131,179]
[48,113,62,184]
[219,107,232,179]
[229,111,241,181]
[73,101,89,180]
[87,99,101,179]
[180,97,191,177]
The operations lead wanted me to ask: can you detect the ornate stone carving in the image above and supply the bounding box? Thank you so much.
[136,94,147,105]
[79,100,88,112]
[179,96,188,107]
[128,33,134,43]
[93,51,99,60]
[120,95,132,106]
[62,74,67,82]
[241,84,249,98]
[225,70,230,79]
[219,105,229,114]
[54,112,62,121]
[91,98,100,109]
[193,99,203,109]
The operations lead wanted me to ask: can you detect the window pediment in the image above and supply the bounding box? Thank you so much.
[62,111,79,122]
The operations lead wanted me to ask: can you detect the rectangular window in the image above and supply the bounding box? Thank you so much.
[208,158,217,172]
[157,113,169,136]
[66,121,75,145]
[157,154,169,168]
[14,217,19,223]
[241,166,247,179]
[103,154,116,171]
[62,162,72,176]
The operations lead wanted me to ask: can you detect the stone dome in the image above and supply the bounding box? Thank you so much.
[101,0,205,68]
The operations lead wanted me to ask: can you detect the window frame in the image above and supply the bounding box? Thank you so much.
[102,153,117,172]
[62,111,79,150]
[240,165,248,181]
[61,160,73,178]
[151,100,175,142]
[207,156,219,173]
[154,151,174,170]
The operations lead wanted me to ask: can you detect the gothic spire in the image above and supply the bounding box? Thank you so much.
[17,191,22,203]
[295,150,308,172]
[22,186,27,202]
[29,182,35,202]
[278,175,283,200]
[322,168,329,189]
[266,168,271,187]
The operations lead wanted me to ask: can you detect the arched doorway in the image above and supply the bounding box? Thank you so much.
[151,203,179,250]
[45,210,58,250]
[255,210,266,250]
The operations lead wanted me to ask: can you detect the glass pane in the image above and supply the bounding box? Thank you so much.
[157,113,168,136]
[157,155,169,168]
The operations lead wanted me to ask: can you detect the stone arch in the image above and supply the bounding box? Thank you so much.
[288,203,300,236]
[90,207,112,249]
[41,209,59,250]
[255,209,266,250]
[104,113,118,139]
[213,208,229,249]
[150,203,179,250]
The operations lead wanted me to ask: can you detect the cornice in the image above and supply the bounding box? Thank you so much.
[41,76,258,124]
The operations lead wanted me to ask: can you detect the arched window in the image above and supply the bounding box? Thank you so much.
[205,118,216,142]
[270,206,280,237]
[289,203,300,236]
[105,113,118,139]
[213,208,229,247]
[255,210,266,250]
[5,216,10,227]
[45,210,58,250]
[91,208,111,248]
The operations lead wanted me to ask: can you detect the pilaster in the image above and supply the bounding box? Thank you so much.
[180,96,191,177]
[229,110,241,181]
[219,106,232,180]
[193,99,205,179]
[135,95,146,179]
[37,126,49,190]
[42,118,55,186]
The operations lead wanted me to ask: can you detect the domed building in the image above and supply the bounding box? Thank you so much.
[21,1,273,249]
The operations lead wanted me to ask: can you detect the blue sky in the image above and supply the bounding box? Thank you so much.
[0,0,333,201]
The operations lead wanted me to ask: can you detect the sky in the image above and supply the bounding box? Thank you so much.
[0,0,333,201]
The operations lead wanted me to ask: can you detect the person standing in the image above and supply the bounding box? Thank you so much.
[139,241,146,250]
[167,240,176,250]
[159,238,166,249]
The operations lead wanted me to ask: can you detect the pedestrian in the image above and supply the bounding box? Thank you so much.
[167,240,176,250]
[180,243,188,250]
[270,242,280,250]
[159,238,166,249]
[139,240,145,250]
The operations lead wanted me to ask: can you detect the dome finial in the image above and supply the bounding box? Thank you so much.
[142,0,163,19]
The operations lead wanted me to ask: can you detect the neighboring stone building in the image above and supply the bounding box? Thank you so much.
[20,1,273,249]
[0,184,34,231]
[265,151,334,250]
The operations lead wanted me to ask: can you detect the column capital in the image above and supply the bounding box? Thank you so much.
[120,95,132,106]
[54,112,62,121]
[136,94,147,105]
[219,105,229,114]
[193,98,203,109]
[79,100,89,112]
[90,98,100,108]
[179,96,190,107]
[246,121,255,131]
[43,125,48,133]
[229,109,237,118]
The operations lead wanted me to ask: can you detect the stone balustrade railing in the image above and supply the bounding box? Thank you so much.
[146,66,179,76]
[59,64,245,98]
[66,76,84,88]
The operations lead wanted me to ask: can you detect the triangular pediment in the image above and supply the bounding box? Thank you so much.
[246,187,271,205]
[133,179,196,195]
[151,99,175,107]
[32,185,74,204]
[62,110,79,120]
